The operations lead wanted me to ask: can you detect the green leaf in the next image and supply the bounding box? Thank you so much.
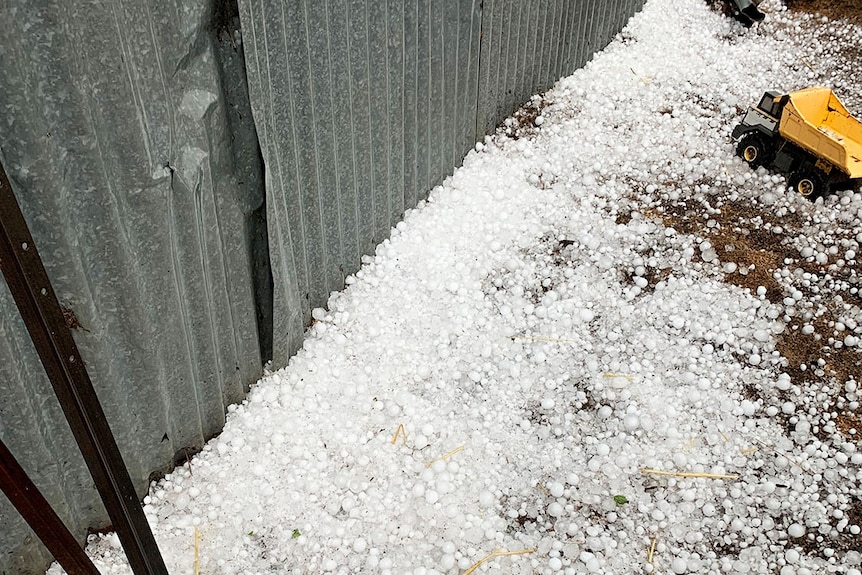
[613,495,629,505]
[292,529,301,539]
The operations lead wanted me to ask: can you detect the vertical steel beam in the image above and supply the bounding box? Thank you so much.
[0,160,169,575]
[0,439,102,575]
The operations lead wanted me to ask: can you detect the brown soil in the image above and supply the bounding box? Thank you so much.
[783,0,862,24]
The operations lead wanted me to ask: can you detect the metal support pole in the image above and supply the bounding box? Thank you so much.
[0,439,102,575]
[0,159,169,575]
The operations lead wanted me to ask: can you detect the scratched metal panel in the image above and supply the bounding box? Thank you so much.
[0,0,265,573]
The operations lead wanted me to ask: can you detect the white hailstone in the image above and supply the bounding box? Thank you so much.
[741,400,756,416]
[845,335,859,347]
[801,324,815,335]
[535,115,545,126]
[549,557,563,571]
[353,538,368,553]
[672,557,687,574]
[723,262,737,274]
[479,491,495,507]
[846,250,856,260]
[549,482,565,498]
[548,502,564,517]
[311,307,327,321]
[787,523,805,538]
[341,497,357,512]
[425,490,439,504]
[439,555,456,571]
[624,413,640,431]
[103,532,123,549]
[597,406,613,419]
[542,398,556,410]
[781,402,796,414]
[775,374,792,391]
[702,503,716,517]
[757,286,767,296]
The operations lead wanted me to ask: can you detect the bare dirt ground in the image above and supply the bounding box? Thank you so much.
[784,0,862,24]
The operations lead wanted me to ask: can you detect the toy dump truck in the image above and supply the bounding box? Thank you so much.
[732,87,862,198]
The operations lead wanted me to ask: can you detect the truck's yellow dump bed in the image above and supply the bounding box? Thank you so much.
[778,87,862,179]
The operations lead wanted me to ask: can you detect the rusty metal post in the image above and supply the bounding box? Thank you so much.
[0,439,102,575]
[0,159,169,575]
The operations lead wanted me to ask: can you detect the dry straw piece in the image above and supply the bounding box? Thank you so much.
[640,469,739,480]
[391,423,407,445]
[426,445,465,468]
[462,547,536,575]
[648,536,657,564]
[194,526,200,575]
[509,334,580,344]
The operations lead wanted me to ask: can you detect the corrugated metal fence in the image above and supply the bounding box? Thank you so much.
[0,0,644,571]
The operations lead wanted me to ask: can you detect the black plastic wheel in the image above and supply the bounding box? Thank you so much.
[788,169,827,200]
[735,133,772,169]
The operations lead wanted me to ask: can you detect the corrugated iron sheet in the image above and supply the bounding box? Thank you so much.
[0,1,264,572]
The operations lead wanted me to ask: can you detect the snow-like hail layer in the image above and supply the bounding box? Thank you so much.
[49,0,862,574]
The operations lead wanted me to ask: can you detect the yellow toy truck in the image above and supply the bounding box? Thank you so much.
[732,87,862,198]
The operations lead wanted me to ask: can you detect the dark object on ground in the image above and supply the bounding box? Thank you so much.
[728,0,766,26]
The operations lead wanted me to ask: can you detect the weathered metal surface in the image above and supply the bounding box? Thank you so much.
[0,1,264,572]
[0,161,168,575]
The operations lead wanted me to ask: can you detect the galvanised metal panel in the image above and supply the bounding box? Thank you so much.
[240,0,483,365]
[477,0,645,138]
[458,0,483,162]
[0,0,265,573]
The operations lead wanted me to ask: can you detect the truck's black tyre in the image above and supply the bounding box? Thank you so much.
[788,169,826,199]
[736,133,772,168]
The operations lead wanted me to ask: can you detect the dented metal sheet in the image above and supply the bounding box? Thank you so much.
[0,1,264,572]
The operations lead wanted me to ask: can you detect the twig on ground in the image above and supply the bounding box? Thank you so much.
[603,373,634,380]
[194,526,200,575]
[648,536,657,565]
[509,334,579,344]
[426,445,465,468]
[640,469,739,480]
[463,547,536,575]
[752,438,806,471]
